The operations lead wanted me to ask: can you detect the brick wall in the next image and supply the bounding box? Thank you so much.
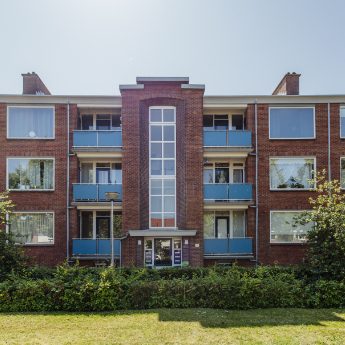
[120,82,204,267]
[0,102,78,267]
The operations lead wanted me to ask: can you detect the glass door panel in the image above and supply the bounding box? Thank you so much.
[233,211,245,238]
[96,168,110,183]
[203,169,213,183]
[154,238,172,266]
[96,217,110,238]
[216,217,229,238]
[215,168,229,183]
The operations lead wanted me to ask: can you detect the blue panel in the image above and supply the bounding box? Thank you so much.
[73,239,97,255]
[73,131,97,146]
[204,239,228,254]
[98,184,122,200]
[73,184,97,200]
[98,239,111,254]
[99,131,122,147]
[228,238,252,254]
[203,131,227,146]
[228,131,251,147]
[204,184,227,200]
[113,240,120,254]
[228,184,252,200]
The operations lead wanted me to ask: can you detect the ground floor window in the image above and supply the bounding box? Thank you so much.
[9,212,54,244]
[203,210,246,239]
[270,211,313,243]
[144,237,182,267]
[79,211,122,239]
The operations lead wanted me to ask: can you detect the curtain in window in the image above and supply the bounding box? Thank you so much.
[10,213,54,244]
[8,108,54,138]
[270,159,314,189]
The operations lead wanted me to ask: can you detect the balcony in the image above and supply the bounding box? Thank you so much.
[203,130,251,147]
[72,239,121,258]
[204,238,253,259]
[73,184,122,201]
[73,130,122,149]
[204,183,252,201]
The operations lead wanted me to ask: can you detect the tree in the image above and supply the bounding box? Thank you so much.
[293,170,345,277]
[0,191,29,281]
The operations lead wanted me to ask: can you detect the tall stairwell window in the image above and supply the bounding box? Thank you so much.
[149,107,176,228]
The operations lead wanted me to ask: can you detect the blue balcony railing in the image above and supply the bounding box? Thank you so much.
[203,183,252,201]
[73,239,121,256]
[73,184,122,201]
[73,130,122,147]
[203,130,251,147]
[204,238,253,254]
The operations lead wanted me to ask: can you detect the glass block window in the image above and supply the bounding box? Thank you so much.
[8,158,54,190]
[149,107,176,228]
[269,108,315,139]
[8,107,54,139]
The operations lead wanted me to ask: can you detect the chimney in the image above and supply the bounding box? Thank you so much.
[21,72,51,95]
[272,72,301,95]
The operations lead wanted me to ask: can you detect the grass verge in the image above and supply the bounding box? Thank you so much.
[1,308,345,344]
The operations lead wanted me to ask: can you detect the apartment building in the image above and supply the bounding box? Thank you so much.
[1,72,344,268]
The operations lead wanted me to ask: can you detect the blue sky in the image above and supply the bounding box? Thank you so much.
[0,0,344,96]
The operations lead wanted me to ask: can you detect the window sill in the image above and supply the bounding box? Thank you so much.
[9,189,55,192]
[270,242,306,246]
[15,243,55,247]
[7,138,55,140]
[269,138,316,140]
[270,189,312,191]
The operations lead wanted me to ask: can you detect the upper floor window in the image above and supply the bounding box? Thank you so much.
[269,107,315,139]
[7,158,54,190]
[340,108,345,138]
[203,114,245,131]
[79,108,121,131]
[203,161,245,184]
[270,157,314,190]
[8,106,54,139]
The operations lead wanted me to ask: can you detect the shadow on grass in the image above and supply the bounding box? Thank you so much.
[2,308,345,329]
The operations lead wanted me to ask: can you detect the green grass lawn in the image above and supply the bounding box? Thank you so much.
[1,308,345,344]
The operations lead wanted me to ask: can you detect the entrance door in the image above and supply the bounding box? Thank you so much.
[154,238,172,266]
[215,217,229,238]
[96,168,110,184]
[96,217,110,238]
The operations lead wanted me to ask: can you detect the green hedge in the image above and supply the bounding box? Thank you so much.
[1,265,345,311]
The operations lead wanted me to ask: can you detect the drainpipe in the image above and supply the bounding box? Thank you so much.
[328,103,331,188]
[67,100,70,261]
[255,100,258,267]
[119,232,129,267]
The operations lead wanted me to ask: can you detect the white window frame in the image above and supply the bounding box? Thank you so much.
[269,156,316,191]
[203,210,247,239]
[203,160,246,184]
[6,157,55,191]
[6,211,55,245]
[7,106,55,139]
[149,106,176,229]
[340,107,345,139]
[340,156,345,189]
[269,107,316,140]
[143,237,182,268]
[203,114,246,131]
[78,160,122,184]
[270,210,313,244]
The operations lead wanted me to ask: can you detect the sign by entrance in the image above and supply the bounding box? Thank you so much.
[182,261,189,267]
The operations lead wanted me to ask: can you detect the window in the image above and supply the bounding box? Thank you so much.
[79,162,122,184]
[270,211,313,243]
[8,107,54,139]
[9,212,54,244]
[340,108,345,138]
[203,161,245,184]
[150,107,176,228]
[270,157,314,189]
[341,158,345,188]
[79,111,121,131]
[203,114,245,131]
[203,211,246,238]
[269,107,315,139]
[7,158,54,190]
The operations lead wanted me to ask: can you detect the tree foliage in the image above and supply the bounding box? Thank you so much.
[0,191,29,281]
[293,170,345,277]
